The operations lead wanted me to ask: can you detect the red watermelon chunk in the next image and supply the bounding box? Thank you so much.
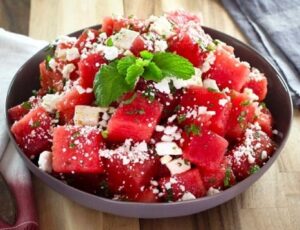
[228,124,275,180]
[183,130,228,170]
[52,125,104,174]
[101,143,159,200]
[130,36,146,56]
[203,48,250,91]
[135,187,160,203]
[244,70,268,101]
[107,93,163,142]
[255,107,273,136]
[75,29,99,52]
[168,33,207,67]
[200,156,235,190]
[166,10,201,27]
[11,107,52,158]
[178,86,231,136]
[39,60,64,95]
[56,88,94,123]
[8,102,31,122]
[226,91,257,140]
[159,169,206,201]
[78,53,106,88]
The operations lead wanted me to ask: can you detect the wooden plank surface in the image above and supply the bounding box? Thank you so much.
[27,0,300,229]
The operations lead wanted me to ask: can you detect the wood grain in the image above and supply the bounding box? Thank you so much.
[27,0,300,229]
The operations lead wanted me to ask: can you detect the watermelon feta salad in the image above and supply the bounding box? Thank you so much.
[9,11,277,202]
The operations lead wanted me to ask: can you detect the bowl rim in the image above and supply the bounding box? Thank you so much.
[5,24,293,216]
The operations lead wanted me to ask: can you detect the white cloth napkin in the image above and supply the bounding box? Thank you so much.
[0,28,48,229]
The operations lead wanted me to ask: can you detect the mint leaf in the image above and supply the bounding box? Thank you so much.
[143,62,163,82]
[117,56,136,76]
[106,38,114,47]
[93,62,132,107]
[140,50,153,60]
[125,64,144,86]
[152,52,195,80]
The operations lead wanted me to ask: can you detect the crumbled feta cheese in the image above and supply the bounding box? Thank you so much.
[103,46,119,60]
[149,16,174,38]
[153,78,171,94]
[249,68,265,81]
[48,58,57,71]
[166,158,191,175]
[153,68,202,93]
[38,151,52,173]
[73,105,102,126]
[203,79,220,91]
[155,142,182,156]
[66,47,80,61]
[155,125,165,132]
[41,93,63,112]
[160,155,173,165]
[61,63,76,79]
[181,192,196,201]
[243,88,259,101]
[100,139,150,165]
[112,28,139,50]
[261,150,268,160]
[207,187,220,196]
[201,51,216,73]
[154,40,168,52]
[218,98,228,107]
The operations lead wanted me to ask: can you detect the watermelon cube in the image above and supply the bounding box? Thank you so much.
[168,33,207,67]
[78,53,106,88]
[52,125,104,174]
[102,147,159,200]
[183,130,228,169]
[8,102,31,122]
[11,107,52,158]
[255,107,273,136]
[130,36,146,56]
[178,86,231,136]
[200,156,235,190]
[244,75,268,101]
[56,88,94,123]
[39,60,64,95]
[75,29,99,52]
[107,93,163,142]
[203,48,250,91]
[228,125,275,180]
[226,91,257,140]
[159,169,206,201]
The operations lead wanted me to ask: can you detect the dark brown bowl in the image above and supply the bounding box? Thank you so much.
[5,25,293,218]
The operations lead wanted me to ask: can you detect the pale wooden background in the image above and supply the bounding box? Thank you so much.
[3,0,300,229]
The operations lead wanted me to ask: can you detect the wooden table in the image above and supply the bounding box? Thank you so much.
[2,0,300,229]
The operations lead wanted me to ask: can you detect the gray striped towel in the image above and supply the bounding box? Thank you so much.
[221,0,300,108]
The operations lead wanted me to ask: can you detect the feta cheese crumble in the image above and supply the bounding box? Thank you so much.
[38,151,52,173]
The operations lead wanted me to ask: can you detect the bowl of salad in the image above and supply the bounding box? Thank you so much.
[6,11,292,218]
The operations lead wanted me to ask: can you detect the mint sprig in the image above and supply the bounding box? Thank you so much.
[93,51,195,107]
[93,62,132,107]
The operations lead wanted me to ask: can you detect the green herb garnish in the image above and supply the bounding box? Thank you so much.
[45,54,52,70]
[224,167,231,187]
[31,121,41,128]
[21,101,32,110]
[240,100,250,106]
[101,130,109,139]
[106,37,114,47]
[177,114,186,124]
[93,51,195,107]
[250,165,260,174]
[166,188,174,202]
[184,124,201,136]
